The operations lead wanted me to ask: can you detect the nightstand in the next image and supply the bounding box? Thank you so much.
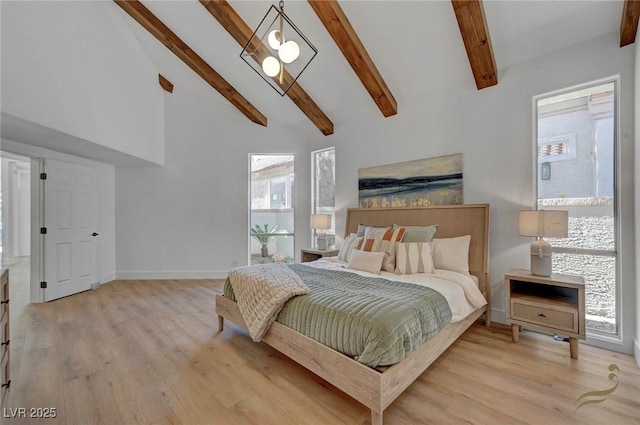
[301,248,339,263]
[505,268,585,359]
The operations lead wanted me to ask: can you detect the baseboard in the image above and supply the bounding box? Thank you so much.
[635,339,640,368]
[116,270,229,280]
[491,307,506,325]
[98,272,116,285]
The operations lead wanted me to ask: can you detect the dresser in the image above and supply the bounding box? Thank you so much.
[0,269,9,408]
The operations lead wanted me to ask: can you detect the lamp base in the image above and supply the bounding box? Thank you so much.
[530,238,552,276]
[316,233,327,250]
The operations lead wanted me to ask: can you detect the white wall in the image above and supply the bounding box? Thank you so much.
[1,1,165,165]
[1,139,116,302]
[115,91,313,279]
[316,32,635,353]
[634,29,640,366]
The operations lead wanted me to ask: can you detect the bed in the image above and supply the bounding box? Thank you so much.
[216,204,490,425]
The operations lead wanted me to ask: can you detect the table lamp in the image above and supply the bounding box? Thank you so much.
[518,210,568,276]
[310,214,331,250]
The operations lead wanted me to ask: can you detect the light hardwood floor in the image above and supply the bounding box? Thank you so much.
[4,279,640,425]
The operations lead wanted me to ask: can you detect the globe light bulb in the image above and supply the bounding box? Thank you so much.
[267,30,284,50]
[278,40,300,64]
[262,56,280,77]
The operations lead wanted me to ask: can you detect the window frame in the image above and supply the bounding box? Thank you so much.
[532,76,621,341]
[310,147,336,248]
[248,153,295,265]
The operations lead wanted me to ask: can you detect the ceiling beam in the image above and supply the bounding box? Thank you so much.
[158,74,174,93]
[620,0,640,47]
[451,0,497,90]
[308,0,397,118]
[200,0,334,136]
[113,0,267,127]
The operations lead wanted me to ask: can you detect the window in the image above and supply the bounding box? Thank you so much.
[311,147,335,248]
[249,154,294,264]
[534,80,618,336]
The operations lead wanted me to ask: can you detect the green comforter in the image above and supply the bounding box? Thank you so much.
[224,263,452,367]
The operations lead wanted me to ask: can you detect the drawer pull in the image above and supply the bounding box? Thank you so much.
[538,313,546,318]
[2,380,10,388]
[1,340,8,346]
[0,300,8,305]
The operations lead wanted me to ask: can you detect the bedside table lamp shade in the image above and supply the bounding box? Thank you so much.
[518,210,568,277]
[311,214,331,250]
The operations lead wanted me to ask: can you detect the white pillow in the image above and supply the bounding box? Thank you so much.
[432,235,471,275]
[395,242,434,274]
[347,249,385,274]
[338,234,363,262]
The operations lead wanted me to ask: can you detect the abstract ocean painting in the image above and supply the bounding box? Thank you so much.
[358,154,463,208]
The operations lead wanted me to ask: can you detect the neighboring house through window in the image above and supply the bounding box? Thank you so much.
[534,80,619,336]
[249,154,294,264]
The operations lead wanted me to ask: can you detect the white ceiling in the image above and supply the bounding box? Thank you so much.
[113,0,624,136]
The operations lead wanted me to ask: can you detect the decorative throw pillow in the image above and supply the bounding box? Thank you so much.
[346,249,385,274]
[338,234,363,262]
[393,224,438,243]
[361,226,406,272]
[356,224,386,237]
[432,235,471,275]
[395,242,434,274]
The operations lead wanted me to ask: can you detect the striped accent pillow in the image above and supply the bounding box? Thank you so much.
[395,242,434,275]
[338,234,363,262]
[362,226,406,272]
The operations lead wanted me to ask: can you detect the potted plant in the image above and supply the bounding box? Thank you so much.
[251,224,280,257]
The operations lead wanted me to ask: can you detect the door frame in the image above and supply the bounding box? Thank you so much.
[1,142,112,304]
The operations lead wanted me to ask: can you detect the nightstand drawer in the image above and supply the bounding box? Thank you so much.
[511,298,578,334]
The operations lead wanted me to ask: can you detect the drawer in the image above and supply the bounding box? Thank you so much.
[0,350,9,406]
[0,315,8,358]
[511,298,578,334]
[0,277,7,319]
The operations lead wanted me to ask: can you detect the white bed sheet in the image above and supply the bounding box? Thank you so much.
[306,257,487,322]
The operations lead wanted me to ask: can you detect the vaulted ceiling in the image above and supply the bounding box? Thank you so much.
[112,0,636,136]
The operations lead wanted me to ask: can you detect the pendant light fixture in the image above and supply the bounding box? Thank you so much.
[240,1,318,96]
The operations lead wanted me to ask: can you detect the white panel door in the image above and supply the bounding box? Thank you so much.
[44,159,97,301]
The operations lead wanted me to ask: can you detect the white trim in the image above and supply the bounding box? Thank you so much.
[98,272,116,284]
[635,339,640,368]
[491,307,506,325]
[584,332,633,354]
[116,270,229,280]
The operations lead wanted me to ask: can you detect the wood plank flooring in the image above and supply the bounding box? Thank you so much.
[4,279,640,425]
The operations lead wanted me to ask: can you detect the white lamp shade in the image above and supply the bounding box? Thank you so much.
[267,29,284,50]
[278,40,300,64]
[261,56,280,77]
[310,214,331,230]
[519,210,568,238]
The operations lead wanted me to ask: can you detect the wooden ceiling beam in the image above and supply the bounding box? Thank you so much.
[620,0,640,47]
[113,0,267,126]
[451,0,497,90]
[308,1,397,117]
[158,74,174,93]
[200,0,334,136]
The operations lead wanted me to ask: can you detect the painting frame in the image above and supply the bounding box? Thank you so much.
[358,153,463,208]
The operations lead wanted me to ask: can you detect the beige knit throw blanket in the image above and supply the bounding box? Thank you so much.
[228,263,309,342]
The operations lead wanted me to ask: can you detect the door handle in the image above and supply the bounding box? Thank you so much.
[92,232,99,237]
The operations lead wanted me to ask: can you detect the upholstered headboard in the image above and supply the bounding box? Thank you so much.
[345,204,490,300]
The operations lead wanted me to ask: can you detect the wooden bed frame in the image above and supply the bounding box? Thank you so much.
[216,204,490,425]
